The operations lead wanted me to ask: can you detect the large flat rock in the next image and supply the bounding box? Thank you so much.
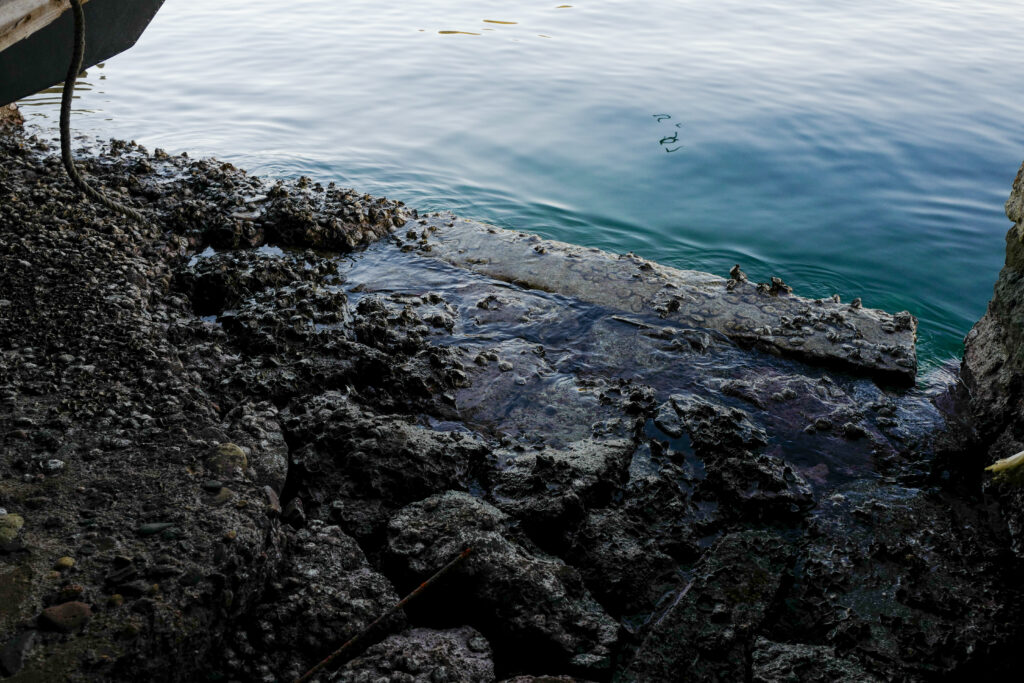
[404,213,918,384]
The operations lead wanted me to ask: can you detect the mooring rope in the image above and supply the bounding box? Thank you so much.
[60,0,145,222]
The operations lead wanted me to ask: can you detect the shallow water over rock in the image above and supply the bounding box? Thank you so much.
[337,233,946,490]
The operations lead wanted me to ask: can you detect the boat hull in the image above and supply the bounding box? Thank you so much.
[0,0,165,106]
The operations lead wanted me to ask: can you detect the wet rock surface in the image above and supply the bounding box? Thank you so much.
[410,214,920,384]
[385,492,619,677]
[2,125,1023,681]
[333,626,494,683]
[223,521,402,682]
[621,530,796,682]
[960,160,1024,560]
[750,638,877,683]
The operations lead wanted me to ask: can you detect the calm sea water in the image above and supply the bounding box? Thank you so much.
[20,0,1024,369]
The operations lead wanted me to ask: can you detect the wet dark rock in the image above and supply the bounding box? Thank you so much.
[136,522,175,536]
[0,130,292,682]
[558,507,680,617]
[283,394,490,541]
[261,182,405,251]
[221,401,290,490]
[751,637,878,682]
[621,530,796,682]
[702,451,814,520]
[385,492,619,677]
[219,281,354,353]
[959,160,1024,558]
[226,522,402,682]
[334,626,495,683]
[769,276,793,296]
[962,163,1024,449]
[176,247,339,315]
[771,482,1018,679]
[661,394,768,456]
[282,497,306,528]
[489,439,634,545]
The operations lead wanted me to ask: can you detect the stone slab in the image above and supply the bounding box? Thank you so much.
[407,213,918,384]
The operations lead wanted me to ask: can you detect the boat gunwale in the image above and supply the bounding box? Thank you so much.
[0,0,92,55]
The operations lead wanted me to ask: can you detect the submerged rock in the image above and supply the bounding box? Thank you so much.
[413,213,919,383]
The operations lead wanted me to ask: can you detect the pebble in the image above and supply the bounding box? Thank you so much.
[843,422,868,439]
[202,479,224,492]
[211,487,234,505]
[137,522,175,536]
[0,514,24,543]
[207,442,248,476]
[38,601,92,633]
[467,635,490,653]
[54,556,75,571]
[264,486,282,516]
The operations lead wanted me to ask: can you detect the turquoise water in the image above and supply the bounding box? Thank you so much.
[20,0,1024,369]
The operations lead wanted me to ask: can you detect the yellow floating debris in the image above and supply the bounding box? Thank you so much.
[985,450,1024,482]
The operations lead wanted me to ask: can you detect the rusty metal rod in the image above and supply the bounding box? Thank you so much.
[293,546,473,683]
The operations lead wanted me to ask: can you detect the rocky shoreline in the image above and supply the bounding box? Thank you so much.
[2,109,1024,681]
